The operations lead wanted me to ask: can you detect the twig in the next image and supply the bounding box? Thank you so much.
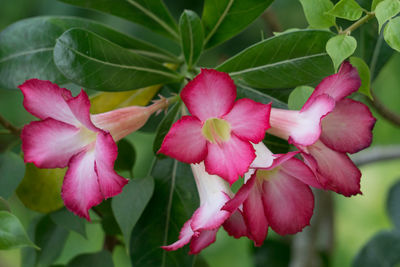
[0,114,21,136]
[369,89,400,127]
[339,12,375,35]
[262,8,283,34]
[351,145,400,166]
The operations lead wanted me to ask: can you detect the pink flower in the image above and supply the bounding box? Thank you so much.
[223,143,315,246]
[158,69,271,184]
[268,62,376,196]
[20,79,167,220]
[162,162,247,254]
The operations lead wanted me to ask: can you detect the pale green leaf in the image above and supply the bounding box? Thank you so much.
[288,86,314,110]
[0,211,37,250]
[372,0,385,10]
[327,0,363,21]
[326,34,357,70]
[349,57,372,98]
[375,0,400,31]
[0,151,25,199]
[383,17,400,52]
[299,0,336,28]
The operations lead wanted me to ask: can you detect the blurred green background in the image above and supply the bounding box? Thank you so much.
[1,0,400,266]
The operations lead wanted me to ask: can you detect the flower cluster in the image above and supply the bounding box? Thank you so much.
[158,64,376,252]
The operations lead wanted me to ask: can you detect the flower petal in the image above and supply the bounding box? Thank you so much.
[67,90,100,132]
[95,133,129,198]
[61,148,103,220]
[302,141,362,196]
[161,219,194,251]
[222,172,256,213]
[304,61,361,107]
[320,99,376,154]
[262,171,314,235]
[181,69,236,121]
[223,210,249,239]
[280,157,323,189]
[19,79,78,125]
[22,119,93,168]
[224,99,271,143]
[158,116,207,163]
[189,229,218,254]
[205,134,255,184]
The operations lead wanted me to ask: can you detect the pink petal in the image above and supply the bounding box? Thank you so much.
[280,157,323,189]
[223,99,271,143]
[249,142,275,169]
[320,99,376,154]
[302,141,362,196]
[67,90,100,132]
[303,61,361,108]
[61,148,103,220]
[205,134,255,184]
[223,210,249,239]
[222,171,256,213]
[161,219,194,251]
[189,229,218,254]
[243,176,269,246]
[95,133,129,198]
[261,172,314,235]
[19,79,79,125]
[158,116,207,163]
[269,95,335,146]
[21,119,93,168]
[181,69,236,121]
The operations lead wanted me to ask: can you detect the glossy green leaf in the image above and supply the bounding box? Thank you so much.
[288,85,314,110]
[0,151,25,199]
[0,211,37,250]
[327,0,363,21]
[387,180,400,229]
[349,56,372,98]
[115,139,136,174]
[353,230,400,266]
[383,17,400,52]
[326,34,357,70]
[67,251,114,267]
[35,215,69,266]
[179,10,204,68]
[299,0,336,28]
[16,163,65,213]
[372,0,385,10]
[202,0,273,48]
[130,158,199,266]
[50,208,87,237]
[54,28,182,92]
[0,16,177,90]
[236,83,288,108]
[112,177,154,249]
[0,197,10,212]
[153,101,182,157]
[375,0,400,31]
[60,0,179,40]
[217,30,334,89]
[263,135,290,154]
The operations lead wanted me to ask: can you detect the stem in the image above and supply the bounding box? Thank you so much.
[0,114,21,136]
[351,145,400,166]
[369,89,400,127]
[339,12,375,35]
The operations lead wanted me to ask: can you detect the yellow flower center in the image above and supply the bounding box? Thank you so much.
[256,167,281,182]
[201,118,231,144]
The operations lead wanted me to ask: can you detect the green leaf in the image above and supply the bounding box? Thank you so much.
[50,208,87,238]
[112,177,154,249]
[253,239,291,267]
[60,0,179,40]
[16,163,65,213]
[383,17,400,52]
[288,85,314,110]
[96,200,121,236]
[0,16,177,90]
[35,215,69,266]
[0,211,37,250]
[67,251,114,267]
[236,83,288,109]
[0,132,19,152]
[217,30,334,89]
[0,151,25,199]
[115,139,136,174]
[327,0,363,21]
[349,57,372,98]
[0,197,10,212]
[353,230,400,266]
[179,10,204,68]
[387,180,400,229]
[371,0,385,10]
[299,0,336,28]
[54,28,182,92]
[153,101,182,157]
[130,158,199,266]
[263,135,290,154]
[202,0,273,48]
[375,0,400,31]
[326,34,357,70]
